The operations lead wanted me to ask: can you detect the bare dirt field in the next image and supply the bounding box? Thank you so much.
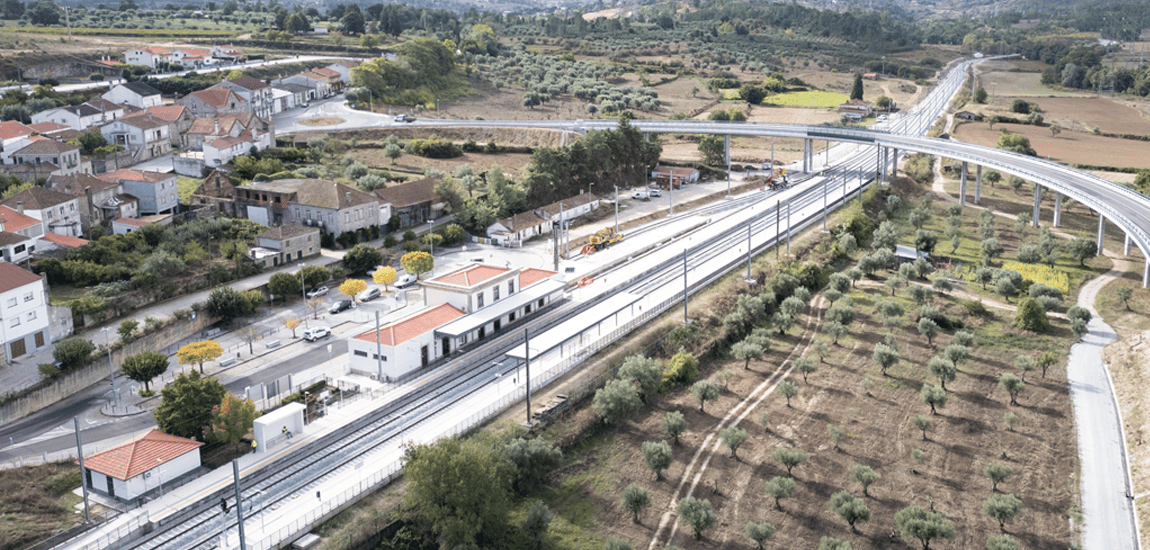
[952,121,1150,169]
[1030,97,1150,136]
[349,149,534,180]
[975,61,1091,98]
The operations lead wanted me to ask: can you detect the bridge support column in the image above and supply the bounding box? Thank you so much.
[1144,258,1149,288]
[959,161,967,207]
[875,146,882,183]
[1053,193,1062,227]
[880,148,888,185]
[643,132,649,142]
[975,165,982,204]
[723,135,731,167]
[1097,213,1106,253]
[802,139,812,173]
[891,148,899,179]
[1125,234,1132,256]
[1032,185,1041,227]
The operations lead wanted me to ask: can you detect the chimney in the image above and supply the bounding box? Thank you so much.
[84,186,94,225]
[213,119,220,135]
[16,201,23,215]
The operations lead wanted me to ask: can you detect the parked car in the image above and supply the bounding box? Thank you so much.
[394,114,416,123]
[303,327,331,341]
[395,274,417,288]
[631,190,649,201]
[306,285,329,298]
[329,300,353,314]
[358,287,381,302]
[648,188,662,197]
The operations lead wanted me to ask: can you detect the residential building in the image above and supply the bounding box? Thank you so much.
[80,429,204,502]
[269,87,296,113]
[102,82,163,109]
[30,103,110,132]
[0,121,33,164]
[955,111,977,121]
[210,44,246,63]
[214,76,274,119]
[4,161,60,182]
[9,140,85,176]
[202,129,271,169]
[651,165,700,188]
[235,179,379,236]
[249,224,320,268]
[169,48,214,69]
[176,87,249,118]
[96,169,178,215]
[124,46,171,69]
[273,72,332,99]
[347,303,466,380]
[181,113,270,150]
[188,170,238,216]
[48,173,133,231]
[26,122,72,137]
[0,187,82,237]
[142,105,194,144]
[325,60,361,83]
[272,82,314,107]
[486,193,599,245]
[371,177,442,228]
[838,99,873,118]
[112,214,172,235]
[98,113,171,161]
[0,262,51,360]
[311,68,343,92]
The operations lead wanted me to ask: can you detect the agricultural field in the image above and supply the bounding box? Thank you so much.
[1027,97,1150,136]
[974,60,1093,98]
[761,90,850,108]
[951,121,1150,170]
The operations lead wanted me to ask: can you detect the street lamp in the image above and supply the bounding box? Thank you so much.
[101,327,114,386]
[298,264,309,329]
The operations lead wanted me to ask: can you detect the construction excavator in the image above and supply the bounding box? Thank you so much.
[580,226,624,255]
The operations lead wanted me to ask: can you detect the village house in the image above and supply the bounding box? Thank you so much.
[96,169,178,215]
[48,173,135,232]
[0,187,82,238]
[0,262,54,361]
[124,46,171,69]
[371,177,441,229]
[101,82,163,110]
[98,113,172,162]
[234,179,379,236]
[213,76,274,119]
[176,87,249,118]
[249,224,321,268]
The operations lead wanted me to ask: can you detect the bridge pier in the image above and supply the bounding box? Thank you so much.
[1097,214,1106,252]
[975,165,982,204]
[1144,259,1149,287]
[1125,234,1132,256]
[959,161,967,206]
[1032,185,1041,227]
[723,135,731,167]
[643,132,649,142]
[802,139,812,173]
[891,148,899,179]
[1053,193,1062,227]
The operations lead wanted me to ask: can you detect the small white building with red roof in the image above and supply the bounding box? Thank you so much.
[80,429,204,501]
[0,262,52,360]
[347,302,466,379]
[125,46,171,69]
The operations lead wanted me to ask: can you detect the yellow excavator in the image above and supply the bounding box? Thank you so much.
[580,227,624,255]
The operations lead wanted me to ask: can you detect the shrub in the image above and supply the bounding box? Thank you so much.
[661,349,698,389]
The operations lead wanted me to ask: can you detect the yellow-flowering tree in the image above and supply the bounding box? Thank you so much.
[401,251,434,279]
[340,278,367,304]
[373,266,397,291]
[178,340,224,374]
[283,317,302,338]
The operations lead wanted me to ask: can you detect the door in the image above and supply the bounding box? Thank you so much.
[441,338,450,357]
[494,320,501,332]
[34,332,44,348]
[478,327,486,339]
[105,475,115,497]
[10,339,25,359]
[420,345,428,367]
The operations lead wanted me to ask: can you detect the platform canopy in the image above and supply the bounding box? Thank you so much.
[434,279,566,338]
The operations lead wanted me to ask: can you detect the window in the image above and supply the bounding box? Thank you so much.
[493,286,499,302]
[26,311,35,321]
[9,317,18,327]
[508,281,515,295]
[6,298,15,307]
[353,350,367,357]
[14,244,25,254]
[477,293,484,308]
[23,292,32,302]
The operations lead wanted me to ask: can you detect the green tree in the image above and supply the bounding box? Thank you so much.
[1067,237,1097,266]
[204,392,256,452]
[777,380,799,407]
[1004,411,1020,431]
[618,354,661,402]
[522,500,552,549]
[403,436,514,549]
[1118,287,1133,310]
[825,320,848,345]
[300,265,330,289]
[661,411,686,445]
[830,491,870,532]
[912,414,932,440]
[698,134,724,166]
[400,250,434,279]
[117,320,139,343]
[720,425,748,459]
[850,73,864,101]
[983,494,1022,531]
[620,484,650,523]
[677,497,716,540]
[54,337,95,370]
[744,521,776,549]
[927,356,956,390]
[641,440,673,480]
[341,8,365,34]
[384,143,403,164]
[981,238,1004,265]
[120,351,168,391]
[973,87,988,103]
[1,0,25,19]
[503,437,561,494]
[996,133,1036,156]
[872,342,900,376]
[943,344,969,368]
[343,243,383,274]
[819,537,854,550]
[850,464,880,496]
[773,447,809,477]
[154,370,227,439]
[999,373,1024,406]
[731,339,763,369]
[920,384,947,414]
[691,380,719,412]
[918,317,940,347]
[1037,351,1058,378]
[593,379,642,424]
[764,475,795,510]
[206,287,255,324]
[984,462,1013,491]
[268,272,302,301]
[794,357,818,384]
[895,505,955,550]
[663,349,699,387]
[987,534,1020,550]
[1012,298,1049,332]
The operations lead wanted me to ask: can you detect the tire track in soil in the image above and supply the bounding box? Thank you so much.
[648,294,829,549]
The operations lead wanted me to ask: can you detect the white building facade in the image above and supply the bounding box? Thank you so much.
[0,262,51,360]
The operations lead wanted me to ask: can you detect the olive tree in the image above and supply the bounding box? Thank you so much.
[765,475,796,510]
[661,411,686,445]
[641,440,673,480]
[830,491,870,532]
[677,497,716,540]
[850,464,880,496]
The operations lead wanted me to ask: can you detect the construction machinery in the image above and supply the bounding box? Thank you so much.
[580,227,624,255]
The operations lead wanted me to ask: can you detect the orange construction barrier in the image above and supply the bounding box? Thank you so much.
[578,277,594,287]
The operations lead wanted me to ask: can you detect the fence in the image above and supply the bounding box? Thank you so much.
[27,508,123,550]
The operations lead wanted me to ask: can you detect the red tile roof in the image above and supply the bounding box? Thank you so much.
[41,233,89,247]
[176,47,212,57]
[354,303,465,347]
[187,87,246,109]
[144,105,188,122]
[432,264,509,288]
[27,122,70,134]
[141,47,170,55]
[313,67,340,78]
[0,262,42,293]
[115,217,152,228]
[0,206,43,233]
[82,429,203,480]
[205,130,254,150]
[519,268,557,289]
[97,169,173,184]
[0,121,33,140]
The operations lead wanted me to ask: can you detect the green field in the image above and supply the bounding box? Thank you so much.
[763,90,849,108]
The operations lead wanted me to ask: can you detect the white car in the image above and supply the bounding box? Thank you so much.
[648,188,662,197]
[631,190,650,201]
[395,274,417,288]
[302,327,331,341]
[306,285,329,298]
[358,287,381,302]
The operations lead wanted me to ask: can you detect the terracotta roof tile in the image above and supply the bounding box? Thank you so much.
[432,264,509,288]
[97,169,173,184]
[354,303,465,347]
[0,121,33,140]
[115,217,152,227]
[41,233,88,247]
[0,205,44,233]
[82,429,203,481]
[144,105,188,122]
[0,262,42,293]
[224,76,268,91]
[245,179,376,210]
[0,186,75,210]
[519,268,557,289]
[13,140,78,155]
[185,88,246,109]
[371,177,440,209]
[49,173,121,196]
[27,122,70,134]
[257,223,318,241]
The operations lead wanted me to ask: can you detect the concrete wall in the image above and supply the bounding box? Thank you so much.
[0,313,216,427]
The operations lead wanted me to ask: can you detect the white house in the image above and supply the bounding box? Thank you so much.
[273,72,332,99]
[213,76,274,119]
[30,104,106,131]
[124,46,171,69]
[202,129,270,169]
[99,113,171,161]
[9,139,85,177]
[102,82,163,109]
[425,265,562,346]
[486,194,599,245]
[0,187,82,238]
[0,262,51,360]
[169,47,215,69]
[348,303,466,380]
[325,60,360,83]
[210,44,246,63]
[0,121,34,164]
[80,429,204,502]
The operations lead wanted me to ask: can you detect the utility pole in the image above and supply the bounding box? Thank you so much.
[74,417,90,523]
[682,249,688,323]
[233,460,247,550]
[746,221,752,282]
[523,328,531,425]
[613,185,619,236]
[375,311,383,382]
[775,201,780,259]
